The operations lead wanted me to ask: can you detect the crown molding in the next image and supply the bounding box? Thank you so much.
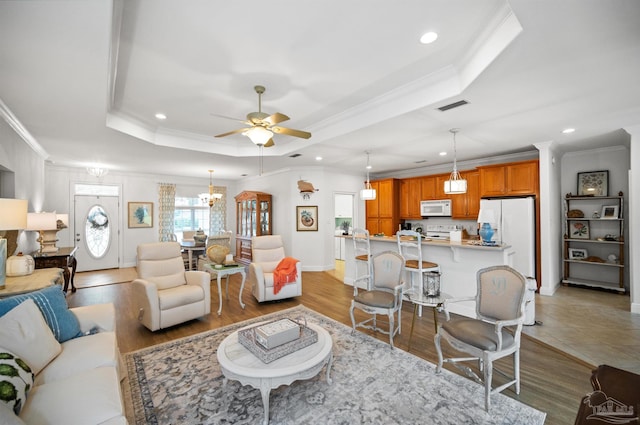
[0,98,48,159]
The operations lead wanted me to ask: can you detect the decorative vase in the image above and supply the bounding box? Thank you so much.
[479,223,494,244]
[193,229,207,246]
[207,244,230,265]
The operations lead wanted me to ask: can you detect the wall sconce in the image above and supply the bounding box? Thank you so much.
[297,180,318,200]
[0,198,28,287]
[27,212,58,253]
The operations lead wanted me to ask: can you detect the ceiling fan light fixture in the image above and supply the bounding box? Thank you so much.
[444,128,467,195]
[244,126,273,146]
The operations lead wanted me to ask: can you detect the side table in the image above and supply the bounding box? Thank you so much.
[0,268,64,298]
[201,263,246,315]
[405,291,451,351]
[30,247,78,293]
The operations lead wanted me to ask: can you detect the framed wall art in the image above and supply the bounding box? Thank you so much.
[577,170,608,196]
[569,220,589,239]
[600,205,619,219]
[296,206,318,231]
[568,248,588,260]
[128,202,153,228]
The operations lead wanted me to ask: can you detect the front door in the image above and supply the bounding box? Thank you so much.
[74,195,119,272]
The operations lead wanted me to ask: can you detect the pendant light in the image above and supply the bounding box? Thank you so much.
[360,151,376,201]
[443,128,467,194]
[198,169,223,207]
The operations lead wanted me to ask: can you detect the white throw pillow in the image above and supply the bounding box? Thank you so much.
[0,299,61,374]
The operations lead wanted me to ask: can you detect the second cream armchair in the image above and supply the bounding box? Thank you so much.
[248,235,302,302]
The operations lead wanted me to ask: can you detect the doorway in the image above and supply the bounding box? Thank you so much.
[74,195,120,272]
[333,192,354,279]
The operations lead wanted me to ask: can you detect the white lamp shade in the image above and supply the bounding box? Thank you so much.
[443,178,467,194]
[243,127,273,145]
[27,212,58,231]
[360,188,376,200]
[0,199,28,230]
[477,208,496,224]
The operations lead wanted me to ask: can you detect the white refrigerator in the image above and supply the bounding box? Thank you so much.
[479,197,536,278]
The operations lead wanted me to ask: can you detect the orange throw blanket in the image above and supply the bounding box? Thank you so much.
[273,257,299,295]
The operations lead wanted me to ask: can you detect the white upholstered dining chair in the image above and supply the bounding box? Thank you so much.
[434,265,527,411]
[349,250,405,349]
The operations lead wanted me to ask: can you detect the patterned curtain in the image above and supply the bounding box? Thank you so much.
[209,186,227,234]
[158,183,176,241]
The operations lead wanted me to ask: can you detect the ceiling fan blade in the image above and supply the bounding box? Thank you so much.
[264,138,275,148]
[271,126,312,139]
[210,113,248,124]
[215,127,249,138]
[263,112,290,126]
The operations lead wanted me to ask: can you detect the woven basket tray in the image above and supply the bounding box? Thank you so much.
[238,319,318,364]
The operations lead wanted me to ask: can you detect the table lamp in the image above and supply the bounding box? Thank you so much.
[27,212,58,253]
[477,208,496,244]
[0,198,28,287]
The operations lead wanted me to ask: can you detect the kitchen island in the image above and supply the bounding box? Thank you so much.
[340,235,513,318]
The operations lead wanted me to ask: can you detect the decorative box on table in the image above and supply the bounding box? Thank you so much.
[238,318,318,363]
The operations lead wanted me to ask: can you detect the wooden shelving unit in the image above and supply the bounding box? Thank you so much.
[562,194,625,292]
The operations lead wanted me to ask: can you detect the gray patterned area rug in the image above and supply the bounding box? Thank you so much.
[123,305,546,424]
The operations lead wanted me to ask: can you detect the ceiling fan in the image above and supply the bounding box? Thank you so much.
[214,85,311,148]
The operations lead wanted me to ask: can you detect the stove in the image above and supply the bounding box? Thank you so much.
[425,224,461,240]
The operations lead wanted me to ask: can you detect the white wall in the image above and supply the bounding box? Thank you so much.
[44,165,237,268]
[560,145,630,291]
[535,141,563,296]
[0,119,44,255]
[625,125,640,314]
[234,167,366,271]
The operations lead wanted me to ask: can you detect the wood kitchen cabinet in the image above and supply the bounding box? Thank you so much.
[478,160,539,197]
[399,177,422,219]
[366,178,399,236]
[451,170,480,219]
[420,176,436,200]
[434,174,449,199]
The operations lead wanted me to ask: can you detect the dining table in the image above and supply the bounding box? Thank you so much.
[180,240,206,270]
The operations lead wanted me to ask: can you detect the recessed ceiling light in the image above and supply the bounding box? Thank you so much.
[155,113,167,120]
[562,128,575,134]
[315,156,323,161]
[439,151,447,156]
[420,32,438,44]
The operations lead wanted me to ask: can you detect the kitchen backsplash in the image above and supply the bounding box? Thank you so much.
[405,218,478,236]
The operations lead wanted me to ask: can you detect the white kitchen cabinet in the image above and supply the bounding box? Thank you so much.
[335,194,353,218]
[335,236,346,260]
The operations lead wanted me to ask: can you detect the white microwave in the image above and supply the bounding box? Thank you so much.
[420,199,452,217]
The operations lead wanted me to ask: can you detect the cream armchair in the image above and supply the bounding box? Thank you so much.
[248,235,302,302]
[132,242,211,331]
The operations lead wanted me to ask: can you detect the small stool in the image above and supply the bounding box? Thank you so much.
[396,230,440,316]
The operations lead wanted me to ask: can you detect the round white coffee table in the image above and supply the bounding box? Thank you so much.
[217,322,333,425]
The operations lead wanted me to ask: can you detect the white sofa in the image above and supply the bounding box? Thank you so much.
[1,302,126,425]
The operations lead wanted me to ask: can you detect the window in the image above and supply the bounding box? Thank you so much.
[174,197,209,240]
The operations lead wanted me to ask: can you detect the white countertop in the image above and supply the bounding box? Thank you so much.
[336,234,511,251]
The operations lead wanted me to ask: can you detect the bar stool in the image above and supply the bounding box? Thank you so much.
[352,228,372,295]
[396,229,440,315]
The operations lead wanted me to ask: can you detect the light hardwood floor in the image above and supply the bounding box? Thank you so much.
[65,265,638,425]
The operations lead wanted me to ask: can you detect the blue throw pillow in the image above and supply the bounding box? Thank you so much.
[0,286,81,343]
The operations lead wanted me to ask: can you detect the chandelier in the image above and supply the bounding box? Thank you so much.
[443,128,467,194]
[87,166,108,178]
[360,151,376,201]
[198,169,222,207]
